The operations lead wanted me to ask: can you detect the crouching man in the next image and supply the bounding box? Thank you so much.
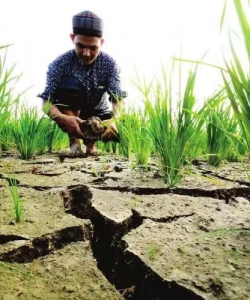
[38,10,127,156]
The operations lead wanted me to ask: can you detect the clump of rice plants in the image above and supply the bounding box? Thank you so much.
[117,108,152,167]
[50,123,69,152]
[206,100,246,166]
[221,0,250,153]
[134,65,205,186]
[42,102,69,152]
[0,45,22,152]
[11,105,50,159]
[0,121,15,151]
[34,117,69,154]
[35,117,55,155]
[116,114,132,159]
[201,92,247,166]
[96,140,118,154]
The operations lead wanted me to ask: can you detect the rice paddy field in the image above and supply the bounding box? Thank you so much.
[0,1,250,299]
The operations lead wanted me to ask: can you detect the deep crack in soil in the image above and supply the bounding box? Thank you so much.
[93,184,250,202]
[61,184,205,300]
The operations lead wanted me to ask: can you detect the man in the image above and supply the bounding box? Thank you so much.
[38,10,127,156]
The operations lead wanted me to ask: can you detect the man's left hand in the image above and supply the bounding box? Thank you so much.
[102,119,119,141]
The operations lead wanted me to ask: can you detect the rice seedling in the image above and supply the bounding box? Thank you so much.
[5,173,23,222]
[133,64,206,186]
[147,244,161,261]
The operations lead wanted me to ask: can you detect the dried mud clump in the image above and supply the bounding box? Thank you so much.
[79,116,107,140]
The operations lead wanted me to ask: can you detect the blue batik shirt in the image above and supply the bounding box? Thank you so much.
[38,50,127,114]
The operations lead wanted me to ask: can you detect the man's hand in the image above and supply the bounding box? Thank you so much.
[56,114,85,137]
[102,119,119,141]
[42,101,85,137]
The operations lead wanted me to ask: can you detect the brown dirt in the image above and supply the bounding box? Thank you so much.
[0,153,250,299]
[0,242,123,300]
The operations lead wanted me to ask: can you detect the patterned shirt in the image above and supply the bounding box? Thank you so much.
[38,50,127,113]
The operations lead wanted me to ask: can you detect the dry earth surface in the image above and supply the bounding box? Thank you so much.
[0,151,250,300]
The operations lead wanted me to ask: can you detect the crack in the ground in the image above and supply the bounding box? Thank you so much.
[3,174,250,204]
[136,211,195,223]
[195,166,250,187]
[61,184,204,300]
[0,235,29,245]
[0,183,204,299]
[0,226,89,263]
[1,180,243,299]
[92,185,250,202]
[2,184,81,191]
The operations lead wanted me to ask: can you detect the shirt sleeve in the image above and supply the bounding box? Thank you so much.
[107,59,127,103]
[37,58,65,102]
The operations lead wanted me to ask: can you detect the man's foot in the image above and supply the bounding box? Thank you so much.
[85,141,99,157]
[69,143,84,156]
[85,150,100,157]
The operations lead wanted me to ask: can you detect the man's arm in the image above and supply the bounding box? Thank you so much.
[43,100,64,120]
[106,57,127,113]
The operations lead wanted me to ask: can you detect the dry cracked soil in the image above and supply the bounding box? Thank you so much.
[0,151,250,300]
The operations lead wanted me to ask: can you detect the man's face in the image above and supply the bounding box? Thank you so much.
[70,34,104,65]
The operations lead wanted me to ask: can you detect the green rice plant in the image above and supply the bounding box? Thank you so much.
[221,114,246,162]
[51,123,69,152]
[0,45,22,150]
[96,140,118,154]
[134,64,206,186]
[205,99,240,166]
[185,129,207,162]
[11,105,50,159]
[34,117,69,154]
[34,117,55,155]
[203,97,248,167]
[5,174,23,222]
[117,108,152,167]
[116,114,133,159]
[174,1,250,164]
[220,0,250,153]
[0,120,15,151]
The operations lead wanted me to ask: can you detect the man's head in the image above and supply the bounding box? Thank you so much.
[71,11,104,65]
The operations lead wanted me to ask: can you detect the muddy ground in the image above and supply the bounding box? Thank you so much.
[0,151,250,300]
